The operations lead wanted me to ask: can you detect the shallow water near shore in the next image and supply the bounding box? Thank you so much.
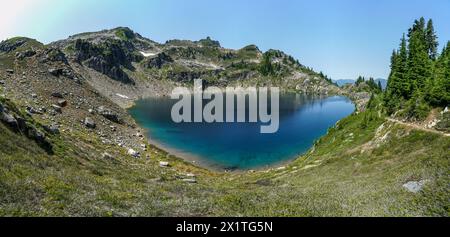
[128,94,355,170]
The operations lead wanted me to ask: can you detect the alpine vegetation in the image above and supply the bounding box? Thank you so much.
[171,79,280,133]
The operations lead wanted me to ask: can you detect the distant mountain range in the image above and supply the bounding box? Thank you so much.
[333,78,388,89]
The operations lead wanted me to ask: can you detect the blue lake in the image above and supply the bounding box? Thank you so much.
[128,94,355,170]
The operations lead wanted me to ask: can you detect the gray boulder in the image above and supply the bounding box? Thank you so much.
[52,104,62,113]
[51,92,64,98]
[57,99,67,107]
[97,106,121,123]
[84,117,96,129]
[1,111,18,130]
[403,180,427,193]
[48,68,63,77]
[43,124,60,134]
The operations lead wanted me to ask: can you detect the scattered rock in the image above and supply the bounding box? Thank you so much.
[43,48,68,64]
[403,180,427,193]
[43,124,60,134]
[182,179,197,184]
[127,148,139,158]
[159,161,170,167]
[26,106,42,115]
[102,152,114,160]
[51,104,62,113]
[6,69,14,74]
[84,117,96,129]
[57,99,67,107]
[16,50,36,59]
[186,173,196,178]
[51,92,64,98]
[48,68,63,77]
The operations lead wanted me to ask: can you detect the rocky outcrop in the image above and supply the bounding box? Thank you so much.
[0,39,27,53]
[73,39,136,84]
[0,101,53,153]
[42,48,68,64]
[144,53,173,69]
[85,56,133,84]
[16,50,36,59]
[197,36,221,48]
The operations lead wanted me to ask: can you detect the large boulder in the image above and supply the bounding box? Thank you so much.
[84,117,96,129]
[51,92,64,98]
[1,111,18,131]
[97,106,121,123]
[43,124,60,135]
[48,68,64,77]
[127,148,140,158]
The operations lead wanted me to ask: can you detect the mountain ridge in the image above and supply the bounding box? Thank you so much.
[1,25,447,217]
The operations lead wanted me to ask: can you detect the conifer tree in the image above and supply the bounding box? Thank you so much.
[425,19,439,60]
[385,17,447,118]
[407,23,432,93]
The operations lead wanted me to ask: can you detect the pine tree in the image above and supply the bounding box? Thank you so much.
[425,19,439,60]
[355,76,365,86]
[385,50,400,113]
[407,23,432,93]
[426,41,450,106]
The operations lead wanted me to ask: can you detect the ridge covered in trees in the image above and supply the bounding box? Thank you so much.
[384,17,449,119]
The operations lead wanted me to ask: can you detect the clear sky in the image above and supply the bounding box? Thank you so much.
[1,0,449,79]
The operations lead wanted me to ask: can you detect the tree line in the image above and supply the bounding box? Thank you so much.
[384,17,449,119]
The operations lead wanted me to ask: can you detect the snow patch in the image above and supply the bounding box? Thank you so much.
[140,51,157,57]
[116,93,129,99]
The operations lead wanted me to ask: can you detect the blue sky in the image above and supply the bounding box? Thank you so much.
[2,0,449,79]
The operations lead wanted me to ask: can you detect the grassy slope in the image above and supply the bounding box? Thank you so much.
[1,94,448,216]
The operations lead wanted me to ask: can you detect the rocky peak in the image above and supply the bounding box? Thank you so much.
[197,37,221,48]
[0,37,43,54]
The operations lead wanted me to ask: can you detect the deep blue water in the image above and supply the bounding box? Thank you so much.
[128,94,354,170]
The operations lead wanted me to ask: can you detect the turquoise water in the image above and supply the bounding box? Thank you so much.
[128,94,354,170]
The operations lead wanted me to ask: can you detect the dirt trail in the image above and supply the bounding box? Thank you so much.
[387,118,449,137]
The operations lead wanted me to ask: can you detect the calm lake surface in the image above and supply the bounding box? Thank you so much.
[128,94,354,170]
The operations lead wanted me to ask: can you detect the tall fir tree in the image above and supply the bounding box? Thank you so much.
[397,34,410,98]
[425,19,439,60]
[426,41,450,106]
[407,21,432,93]
[378,80,383,91]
